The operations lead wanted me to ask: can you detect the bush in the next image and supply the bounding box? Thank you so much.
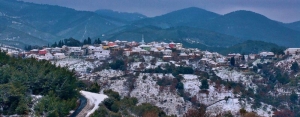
[104,89,120,101]
[111,102,119,113]
[200,79,209,90]
[176,82,184,90]
[87,83,100,93]
[91,105,108,117]
[103,98,114,110]
[109,60,125,70]
[133,103,161,116]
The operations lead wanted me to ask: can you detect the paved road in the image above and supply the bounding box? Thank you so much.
[70,95,88,117]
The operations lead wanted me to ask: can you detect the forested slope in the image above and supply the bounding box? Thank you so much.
[0,51,80,116]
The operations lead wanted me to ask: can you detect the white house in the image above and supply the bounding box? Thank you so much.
[249,54,257,60]
[285,48,300,55]
[87,46,96,54]
[51,47,62,53]
[44,53,54,60]
[163,49,172,56]
[54,53,66,59]
[259,52,275,58]
[94,50,110,59]
[67,47,83,56]
[203,51,213,59]
[176,43,183,49]
[123,50,131,56]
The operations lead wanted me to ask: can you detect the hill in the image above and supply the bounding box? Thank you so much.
[0,0,126,46]
[95,9,146,22]
[218,40,286,55]
[131,9,300,47]
[100,26,242,49]
[285,21,300,32]
[0,52,80,116]
[199,10,300,47]
[132,7,220,28]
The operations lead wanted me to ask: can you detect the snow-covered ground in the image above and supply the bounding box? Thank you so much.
[275,55,300,72]
[96,71,273,116]
[182,74,200,95]
[207,98,273,117]
[128,61,170,70]
[29,95,43,115]
[80,90,108,117]
[181,74,234,105]
[252,59,272,66]
[52,58,102,75]
[103,73,192,116]
[94,69,124,79]
[214,67,258,93]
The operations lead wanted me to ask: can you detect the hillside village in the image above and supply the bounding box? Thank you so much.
[1,38,300,117]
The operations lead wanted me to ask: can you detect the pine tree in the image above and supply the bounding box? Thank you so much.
[83,39,88,45]
[290,91,298,103]
[291,62,299,72]
[52,42,57,47]
[230,57,235,66]
[87,37,92,44]
[200,79,209,90]
[58,40,62,47]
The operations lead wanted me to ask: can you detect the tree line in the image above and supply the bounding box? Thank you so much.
[24,37,102,50]
[51,37,102,47]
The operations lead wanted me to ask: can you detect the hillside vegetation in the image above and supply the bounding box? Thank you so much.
[0,51,80,116]
[218,40,286,55]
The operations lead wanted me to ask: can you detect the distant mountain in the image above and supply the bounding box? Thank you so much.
[99,26,242,49]
[131,9,300,47]
[285,21,300,32]
[95,9,146,22]
[0,0,126,46]
[219,40,286,55]
[132,7,220,28]
[199,10,300,47]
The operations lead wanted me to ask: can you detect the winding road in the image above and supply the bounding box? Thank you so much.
[70,95,88,117]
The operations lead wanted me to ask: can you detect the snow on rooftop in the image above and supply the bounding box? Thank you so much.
[80,91,108,117]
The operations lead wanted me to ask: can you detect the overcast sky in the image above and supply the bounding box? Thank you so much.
[21,0,300,23]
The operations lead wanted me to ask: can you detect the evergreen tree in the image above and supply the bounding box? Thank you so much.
[290,91,298,103]
[291,62,299,72]
[94,38,102,44]
[52,42,58,47]
[83,39,88,45]
[87,37,92,44]
[97,38,101,44]
[0,52,80,116]
[230,57,235,66]
[200,79,209,90]
[58,40,62,47]
[241,53,245,61]
[271,47,285,56]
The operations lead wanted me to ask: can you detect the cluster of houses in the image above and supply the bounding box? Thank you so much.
[1,40,300,69]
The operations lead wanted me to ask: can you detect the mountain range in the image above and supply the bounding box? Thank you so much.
[130,7,300,47]
[0,0,299,51]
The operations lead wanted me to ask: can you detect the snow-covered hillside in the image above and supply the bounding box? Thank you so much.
[214,67,259,93]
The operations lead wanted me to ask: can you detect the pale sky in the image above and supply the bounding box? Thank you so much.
[21,0,300,23]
